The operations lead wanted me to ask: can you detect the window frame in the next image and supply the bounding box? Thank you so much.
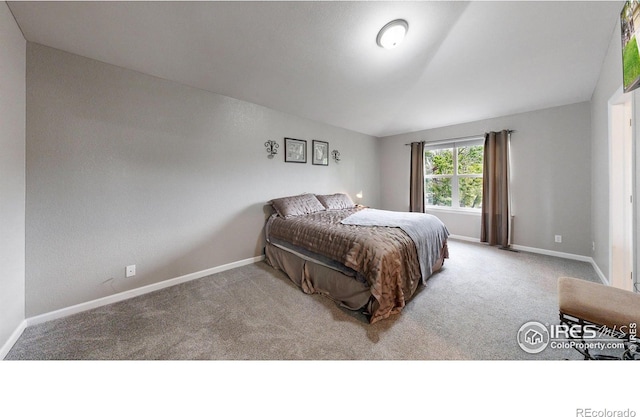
[423,137,484,213]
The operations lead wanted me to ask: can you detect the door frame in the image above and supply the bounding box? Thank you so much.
[608,87,634,291]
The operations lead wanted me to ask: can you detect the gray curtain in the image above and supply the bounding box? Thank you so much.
[481,130,511,247]
[409,141,425,212]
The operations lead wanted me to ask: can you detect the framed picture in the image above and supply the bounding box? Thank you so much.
[284,138,307,163]
[621,0,640,92]
[312,140,329,166]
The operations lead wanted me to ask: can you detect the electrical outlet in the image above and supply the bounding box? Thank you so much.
[126,264,136,278]
[554,235,562,243]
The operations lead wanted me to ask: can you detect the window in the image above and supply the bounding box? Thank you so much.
[424,139,484,211]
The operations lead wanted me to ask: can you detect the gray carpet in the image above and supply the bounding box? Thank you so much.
[5,239,605,360]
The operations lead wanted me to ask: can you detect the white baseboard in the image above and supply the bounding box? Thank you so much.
[1,320,27,360]
[589,259,609,285]
[448,235,608,285]
[448,234,481,243]
[509,244,592,263]
[26,255,265,327]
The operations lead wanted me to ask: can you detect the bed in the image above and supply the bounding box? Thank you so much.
[264,193,450,323]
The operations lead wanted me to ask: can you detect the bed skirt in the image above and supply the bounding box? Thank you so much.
[264,241,447,320]
[265,242,372,311]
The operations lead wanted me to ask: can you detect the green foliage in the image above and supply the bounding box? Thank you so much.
[624,36,640,89]
[425,149,453,175]
[459,177,483,208]
[457,145,483,174]
[458,145,483,208]
[425,178,452,207]
[424,144,484,209]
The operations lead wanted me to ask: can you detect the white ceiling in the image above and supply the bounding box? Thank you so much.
[8,1,623,137]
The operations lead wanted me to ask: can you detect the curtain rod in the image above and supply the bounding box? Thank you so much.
[404,130,515,146]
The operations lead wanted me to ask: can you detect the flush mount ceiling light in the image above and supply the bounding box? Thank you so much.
[376,19,409,49]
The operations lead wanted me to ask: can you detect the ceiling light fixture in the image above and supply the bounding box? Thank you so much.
[376,19,408,49]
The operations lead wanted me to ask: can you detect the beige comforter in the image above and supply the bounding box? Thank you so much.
[266,207,449,323]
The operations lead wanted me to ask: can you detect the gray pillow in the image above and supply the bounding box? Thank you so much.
[269,194,326,218]
[316,193,355,210]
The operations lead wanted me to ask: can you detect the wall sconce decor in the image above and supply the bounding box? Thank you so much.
[265,140,279,159]
[331,150,341,162]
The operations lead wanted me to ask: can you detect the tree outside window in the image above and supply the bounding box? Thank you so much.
[424,140,483,210]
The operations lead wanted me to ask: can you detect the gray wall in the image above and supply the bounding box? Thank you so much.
[379,102,592,256]
[0,3,26,350]
[26,43,380,317]
[591,19,640,287]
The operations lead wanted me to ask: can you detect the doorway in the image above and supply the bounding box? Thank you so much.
[609,87,634,292]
